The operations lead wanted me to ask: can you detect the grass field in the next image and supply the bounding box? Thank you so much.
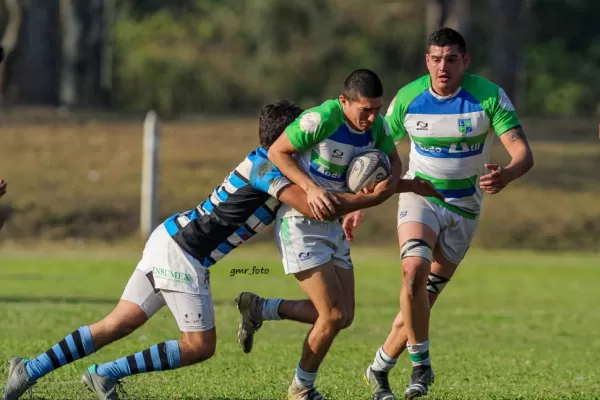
[1,247,599,399]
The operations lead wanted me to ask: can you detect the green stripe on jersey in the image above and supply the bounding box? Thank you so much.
[415,171,478,190]
[310,150,348,174]
[410,132,488,147]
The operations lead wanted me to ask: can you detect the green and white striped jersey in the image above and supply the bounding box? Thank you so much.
[279,98,395,218]
[385,74,520,219]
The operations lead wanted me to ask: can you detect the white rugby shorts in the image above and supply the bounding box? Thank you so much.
[121,224,215,332]
[397,192,479,265]
[274,216,353,274]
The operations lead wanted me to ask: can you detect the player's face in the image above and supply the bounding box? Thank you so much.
[340,95,383,131]
[426,45,470,95]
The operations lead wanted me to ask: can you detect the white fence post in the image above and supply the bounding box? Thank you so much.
[141,110,160,240]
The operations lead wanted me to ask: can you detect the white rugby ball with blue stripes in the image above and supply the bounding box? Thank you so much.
[346,150,391,193]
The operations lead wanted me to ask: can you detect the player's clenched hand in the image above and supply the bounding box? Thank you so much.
[307,186,339,220]
[342,210,364,242]
[479,164,510,194]
[0,179,6,198]
[410,177,444,200]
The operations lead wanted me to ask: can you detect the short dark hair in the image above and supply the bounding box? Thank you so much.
[259,100,303,148]
[427,27,467,55]
[342,69,383,101]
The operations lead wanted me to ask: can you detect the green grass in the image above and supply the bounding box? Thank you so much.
[1,247,599,399]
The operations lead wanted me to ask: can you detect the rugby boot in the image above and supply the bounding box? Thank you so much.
[364,365,397,400]
[287,380,327,400]
[81,365,123,400]
[2,357,34,400]
[403,365,434,399]
[235,291,265,353]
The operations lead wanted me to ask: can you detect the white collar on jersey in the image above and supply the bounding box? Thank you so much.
[428,85,462,100]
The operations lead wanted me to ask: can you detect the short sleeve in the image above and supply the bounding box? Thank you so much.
[386,93,411,141]
[250,156,292,198]
[284,102,341,151]
[490,88,521,136]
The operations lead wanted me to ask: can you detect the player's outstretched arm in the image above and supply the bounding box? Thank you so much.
[277,178,396,220]
[396,177,445,200]
[268,133,339,220]
[480,126,534,194]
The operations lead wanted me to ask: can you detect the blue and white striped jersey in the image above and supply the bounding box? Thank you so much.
[162,147,291,267]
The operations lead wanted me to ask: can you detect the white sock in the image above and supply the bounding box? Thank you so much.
[370,346,398,372]
[294,364,317,388]
[407,340,431,366]
[261,298,282,320]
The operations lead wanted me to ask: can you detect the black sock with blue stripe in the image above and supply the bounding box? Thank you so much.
[95,341,181,380]
[25,325,96,382]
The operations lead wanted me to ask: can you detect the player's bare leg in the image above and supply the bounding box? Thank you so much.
[285,262,351,400]
[236,294,318,354]
[335,267,355,330]
[89,300,151,349]
[279,300,319,322]
[366,244,458,400]
[236,266,352,357]
[396,223,437,399]
[2,300,148,400]
[382,249,458,359]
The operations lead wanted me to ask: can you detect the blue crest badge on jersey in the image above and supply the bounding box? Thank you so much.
[458,118,472,135]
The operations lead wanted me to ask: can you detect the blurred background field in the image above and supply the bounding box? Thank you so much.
[0,114,598,251]
[0,0,599,251]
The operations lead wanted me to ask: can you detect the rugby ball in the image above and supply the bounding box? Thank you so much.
[346,150,391,193]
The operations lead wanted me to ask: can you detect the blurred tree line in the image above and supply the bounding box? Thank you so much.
[0,0,598,117]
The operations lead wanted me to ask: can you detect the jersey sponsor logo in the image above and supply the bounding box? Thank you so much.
[416,121,429,131]
[310,152,347,181]
[311,166,345,180]
[152,266,193,284]
[457,118,472,134]
[299,112,321,134]
[416,143,444,154]
[332,149,344,159]
[449,142,481,153]
[414,141,482,158]
[498,88,515,111]
[311,164,346,180]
